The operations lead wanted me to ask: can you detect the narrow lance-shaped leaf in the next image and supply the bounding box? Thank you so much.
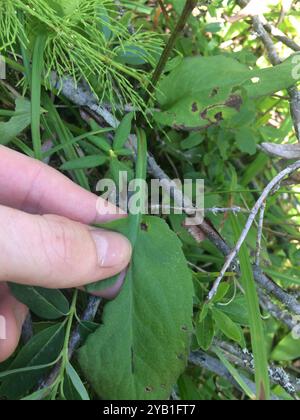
[9,283,70,320]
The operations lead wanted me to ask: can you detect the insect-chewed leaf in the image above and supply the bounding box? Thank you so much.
[154,55,300,129]
[78,216,194,400]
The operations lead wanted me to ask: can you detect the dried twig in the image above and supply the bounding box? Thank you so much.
[214,340,300,396]
[258,287,298,331]
[189,351,280,400]
[255,200,266,266]
[208,160,300,301]
[147,0,198,101]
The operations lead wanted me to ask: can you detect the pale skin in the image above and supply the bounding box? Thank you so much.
[0,146,132,363]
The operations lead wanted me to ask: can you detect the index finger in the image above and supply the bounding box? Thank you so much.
[0,146,123,224]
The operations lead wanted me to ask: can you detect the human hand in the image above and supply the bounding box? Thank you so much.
[0,146,132,362]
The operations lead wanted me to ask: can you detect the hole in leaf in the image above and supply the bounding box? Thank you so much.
[181,325,188,332]
[145,386,153,393]
[141,222,149,231]
[210,87,219,97]
[191,102,198,112]
[251,77,260,84]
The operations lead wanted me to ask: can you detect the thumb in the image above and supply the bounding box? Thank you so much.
[0,205,132,289]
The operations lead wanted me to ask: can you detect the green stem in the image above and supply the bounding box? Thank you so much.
[128,128,147,245]
[146,0,198,101]
[50,290,78,399]
[31,35,47,160]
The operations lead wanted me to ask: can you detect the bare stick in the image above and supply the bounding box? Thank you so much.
[264,23,300,52]
[157,0,170,23]
[214,340,299,396]
[189,351,280,400]
[208,160,300,301]
[258,288,298,331]
[255,200,266,266]
[146,0,198,100]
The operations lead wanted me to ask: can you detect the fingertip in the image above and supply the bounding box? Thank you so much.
[0,285,28,363]
[90,269,128,300]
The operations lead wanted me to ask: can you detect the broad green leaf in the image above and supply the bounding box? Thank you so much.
[154,55,300,128]
[0,98,31,145]
[196,311,215,351]
[211,308,244,347]
[216,296,250,326]
[9,284,70,320]
[78,216,194,400]
[66,363,90,401]
[235,127,257,155]
[0,324,65,399]
[60,155,107,171]
[271,333,300,362]
[113,112,134,150]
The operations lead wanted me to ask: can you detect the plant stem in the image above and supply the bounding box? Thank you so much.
[146,0,198,102]
[158,0,170,23]
[31,34,47,160]
[47,290,78,399]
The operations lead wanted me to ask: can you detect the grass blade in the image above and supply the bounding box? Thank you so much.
[230,214,270,400]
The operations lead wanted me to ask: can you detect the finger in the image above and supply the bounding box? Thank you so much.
[0,284,28,363]
[0,146,123,224]
[0,205,132,288]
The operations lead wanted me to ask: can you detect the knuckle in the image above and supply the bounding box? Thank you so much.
[38,215,77,269]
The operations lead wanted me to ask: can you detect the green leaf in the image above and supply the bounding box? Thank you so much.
[154,55,300,129]
[216,296,250,326]
[235,127,257,155]
[0,324,65,399]
[85,273,120,294]
[78,216,194,400]
[60,155,107,171]
[271,333,300,362]
[22,388,51,400]
[196,311,215,351]
[211,307,244,347]
[113,112,134,150]
[9,284,70,320]
[65,363,90,401]
[230,214,270,400]
[0,98,31,145]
